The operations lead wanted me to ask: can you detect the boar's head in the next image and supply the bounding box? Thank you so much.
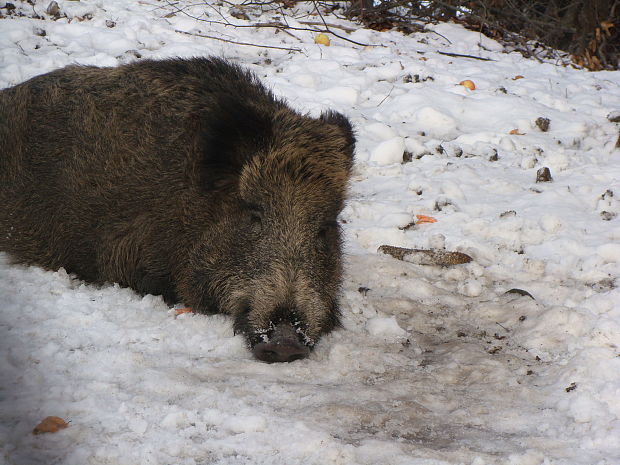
[177,103,355,363]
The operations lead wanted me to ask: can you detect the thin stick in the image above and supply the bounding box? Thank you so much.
[437,51,496,61]
[376,85,394,107]
[174,29,302,52]
[298,20,357,33]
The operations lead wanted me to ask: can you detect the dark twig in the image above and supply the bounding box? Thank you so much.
[376,85,395,107]
[298,20,357,33]
[174,29,302,52]
[437,50,496,61]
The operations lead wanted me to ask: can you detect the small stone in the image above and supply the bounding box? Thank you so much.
[105,19,116,28]
[398,220,416,231]
[601,189,614,199]
[535,117,550,132]
[402,151,413,163]
[536,167,552,183]
[601,211,617,221]
[46,0,60,16]
[607,111,620,123]
[230,8,250,20]
[125,50,142,59]
[357,286,370,296]
[34,27,46,36]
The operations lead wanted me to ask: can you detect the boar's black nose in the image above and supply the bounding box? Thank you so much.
[253,340,309,363]
[252,323,310,363]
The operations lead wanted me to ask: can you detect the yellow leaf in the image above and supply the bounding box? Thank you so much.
[314,34,330,46]
[459,80,475,91]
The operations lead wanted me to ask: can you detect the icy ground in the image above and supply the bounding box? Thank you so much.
[1,1,620,464]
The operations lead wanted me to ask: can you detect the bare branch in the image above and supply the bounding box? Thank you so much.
[174,29,303,52]
[437,51,496,61]
[298,20,357,33]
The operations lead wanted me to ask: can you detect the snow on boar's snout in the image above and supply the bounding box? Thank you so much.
[0,57,355,362]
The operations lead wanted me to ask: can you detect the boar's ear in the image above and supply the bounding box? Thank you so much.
[320,110,356,160]
[199,97,274,191]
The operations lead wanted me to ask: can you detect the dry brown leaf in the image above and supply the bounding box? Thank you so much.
[33,416,69,435]
[601,21,614,36]
[509,129,525,135]
[512,75,524,80]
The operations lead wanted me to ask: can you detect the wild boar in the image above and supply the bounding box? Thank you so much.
[0,57,355,362]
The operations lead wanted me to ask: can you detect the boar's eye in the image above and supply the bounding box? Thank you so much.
[249,211,262,225]
[243,202,263,229]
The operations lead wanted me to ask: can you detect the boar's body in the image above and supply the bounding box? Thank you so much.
[0,58,355,362]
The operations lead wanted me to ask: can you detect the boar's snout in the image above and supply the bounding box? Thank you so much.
[252,322,310,363]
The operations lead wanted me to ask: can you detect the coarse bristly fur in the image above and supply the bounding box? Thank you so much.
[0,57,355,354]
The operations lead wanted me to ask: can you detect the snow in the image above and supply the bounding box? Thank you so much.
[369,137,406,165]
[1,1,620,464]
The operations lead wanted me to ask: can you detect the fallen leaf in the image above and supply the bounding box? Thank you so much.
[509,129,525,135]
[512,75,524,80]
[459,79,475,90]
[601,20,614,36]
[314,33,330,46]
[416,214,437,224]
[33,416,69,435]
[175,307,194,316]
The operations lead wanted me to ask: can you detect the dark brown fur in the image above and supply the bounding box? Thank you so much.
[0,57,355,359]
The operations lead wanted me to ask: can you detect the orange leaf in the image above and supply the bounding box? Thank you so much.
[416,214,437,224]
[512,75,524,80]
[33,416,69,435]
[175,307,194,316]
[509,129,525,135]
